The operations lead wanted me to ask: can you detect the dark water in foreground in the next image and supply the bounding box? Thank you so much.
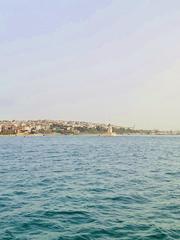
[0,136,180,240]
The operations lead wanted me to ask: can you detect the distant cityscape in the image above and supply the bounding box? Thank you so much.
[0,120,180,136]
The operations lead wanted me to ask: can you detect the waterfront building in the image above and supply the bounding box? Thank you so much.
[107,124,113,135]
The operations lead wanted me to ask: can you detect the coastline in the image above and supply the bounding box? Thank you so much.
[1,133,180,137]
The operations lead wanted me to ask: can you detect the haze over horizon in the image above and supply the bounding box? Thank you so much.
[1,0,180,130]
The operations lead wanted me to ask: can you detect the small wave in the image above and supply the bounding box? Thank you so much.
[104,194,150,204]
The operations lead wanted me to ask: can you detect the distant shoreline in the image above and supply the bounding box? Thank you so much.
[1,120,179,136]
[1,133,180,137]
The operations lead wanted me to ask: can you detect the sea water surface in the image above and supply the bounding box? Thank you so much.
[0,136,179,240]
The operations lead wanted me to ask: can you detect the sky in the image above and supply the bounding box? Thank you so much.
[0,0,180,130]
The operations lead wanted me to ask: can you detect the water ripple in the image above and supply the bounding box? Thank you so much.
[0,136,180,239]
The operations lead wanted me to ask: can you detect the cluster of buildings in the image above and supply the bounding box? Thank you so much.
[0,120,180,136]
[0,120,51,135]
[0,120,111,135]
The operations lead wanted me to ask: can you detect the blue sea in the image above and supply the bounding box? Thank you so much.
[0,136,179,240]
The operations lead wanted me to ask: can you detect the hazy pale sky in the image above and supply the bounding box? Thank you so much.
[1,0,180,130]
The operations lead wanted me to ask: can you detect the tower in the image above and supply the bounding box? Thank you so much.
[107,124,113,135]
